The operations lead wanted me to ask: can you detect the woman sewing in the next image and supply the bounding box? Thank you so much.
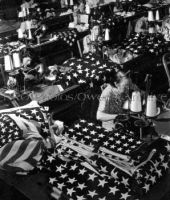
[97,69,138,131]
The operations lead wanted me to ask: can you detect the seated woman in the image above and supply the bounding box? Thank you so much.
[97,69,138,131]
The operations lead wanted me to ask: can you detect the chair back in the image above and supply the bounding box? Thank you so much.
[162,53,170,89]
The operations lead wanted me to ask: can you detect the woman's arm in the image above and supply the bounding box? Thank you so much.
[96,110,117,122]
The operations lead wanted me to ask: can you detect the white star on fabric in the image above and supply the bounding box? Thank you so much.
[123,143,128,147]
[71,164,78,171]
[79,168,86,175]
[162,162,169,170]
[95,75,100,81]
[47,156,55,163]
[69,129,74,132]
[98,179,107,187]
[150,176,156,184]
[85,68,89,72]
[78,70,83,74]
[57,183,65,190]
[109,137,114,141]
[87,123,93,127]
[110,144,116,149]
[9,122,14,127]
[103,141,109,146]
[128,138,134,142]
[67,75,71,80]
[165,143,170,152]
[120,192,130,200]
[116,140,121,144]
[78,79,86,83]
[36,116,41,121]
[82,128,88,132]
[96,126,102,129]
[80,139,85,144]
[67,188,75,196]
[77,183,87,190]
[73,73,78,78]
[49,177,56,184]
[68,177,76,184]
[43,127,49,133]
[80,120,86,123]
[60,173,67,179]
[117,147,123,151]
[99,133,105,138]
[96,61,100,65]
[71,135,77,140]
[70,62,74,66]
[85,135,90,139]
[31,109,38,115]
[121,177,129,186]
[88,173,97,181]
[56,166,64,173]
[77,132,82,136]
[125,149,130,154]
[143,184,150,193]
[89,82,93,88]
[88,190,97,198]
[111,169,118,179]
[145,173,149,180]
[121,135,126,140]
[157,169,162,178]
[160,154,165,161]
[90,130,96,135]
[109,186,119,195]
[115,133,120,137]
[77,195,86,200]
[93,138,99,142]
[1,128,6,133]
[75,124,81,128]
[100,166,108,173]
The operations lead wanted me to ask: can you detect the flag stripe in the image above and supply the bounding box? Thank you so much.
[0,140,23,165]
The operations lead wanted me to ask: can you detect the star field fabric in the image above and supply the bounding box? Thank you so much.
[57,29,77,47]
[57,53,117,88]
[0,103,50,138]
[40,149,136,200]
[0,114,45,173]
[114,33,168,56]
[37,119,169,199]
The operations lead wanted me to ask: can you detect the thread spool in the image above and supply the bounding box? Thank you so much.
[28,29,32,40]
[70,0,73,6]
[17,28,24,39]
[85,4,91,14]
[148,27,155,34]
[155,10,160,21]
[25,20,32,30]
[13,52,21,68]
[148,10,154,22]
[146,95,157,117]
[104,28,110,41]
[130,91,142,113]
[4,55,14,71]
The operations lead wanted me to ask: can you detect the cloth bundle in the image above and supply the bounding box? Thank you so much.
[37,119,170,199]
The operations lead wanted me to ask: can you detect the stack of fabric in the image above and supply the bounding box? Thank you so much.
[37,119,170,200]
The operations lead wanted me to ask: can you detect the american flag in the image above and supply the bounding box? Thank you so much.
[0,104,50,173]
[57,53,118,89]
[37,119,170,199]
[116,33,167,56]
